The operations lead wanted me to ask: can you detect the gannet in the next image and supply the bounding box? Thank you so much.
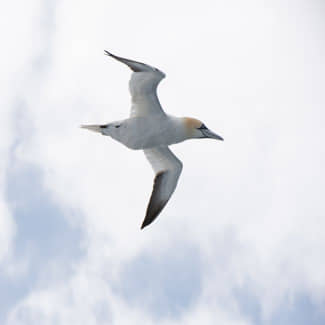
[82,51,223,229]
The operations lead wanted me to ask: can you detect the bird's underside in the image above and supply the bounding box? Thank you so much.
[82,50,223,229]
[104,51,182,229]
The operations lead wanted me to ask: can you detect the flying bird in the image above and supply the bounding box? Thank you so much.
[82,51,223,229]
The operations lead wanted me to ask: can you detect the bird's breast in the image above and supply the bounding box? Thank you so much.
[115,116,186,150]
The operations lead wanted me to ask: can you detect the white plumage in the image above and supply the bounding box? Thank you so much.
[82,51,223,229]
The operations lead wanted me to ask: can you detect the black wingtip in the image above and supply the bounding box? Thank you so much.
[140,220,150,230]
[104,50,113,57]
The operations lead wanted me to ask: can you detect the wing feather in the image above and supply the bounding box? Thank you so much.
[142,147,182,229]
[104,50,166,117]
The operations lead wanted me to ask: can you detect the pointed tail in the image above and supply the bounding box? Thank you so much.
[80,124,103,133]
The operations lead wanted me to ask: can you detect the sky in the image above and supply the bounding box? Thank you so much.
[1,0,325,324]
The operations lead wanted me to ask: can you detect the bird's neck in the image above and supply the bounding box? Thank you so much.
[167,116,195,141]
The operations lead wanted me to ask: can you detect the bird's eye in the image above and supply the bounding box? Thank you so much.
[198,124,208,130]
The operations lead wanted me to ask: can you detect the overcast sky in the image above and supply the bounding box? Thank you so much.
[1,0,325,324]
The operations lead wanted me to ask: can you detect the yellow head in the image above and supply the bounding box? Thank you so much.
[182,117,224,140]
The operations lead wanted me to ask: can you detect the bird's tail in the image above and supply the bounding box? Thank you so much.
[80,124,103,133]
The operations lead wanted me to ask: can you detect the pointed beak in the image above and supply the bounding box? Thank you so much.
[80,124,104,133]
[201,129,224,141]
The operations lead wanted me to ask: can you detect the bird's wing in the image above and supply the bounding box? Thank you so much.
[142,146,183,229]
[104,50,166,117]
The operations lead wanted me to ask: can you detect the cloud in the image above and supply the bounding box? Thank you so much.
[113,238,202,319]
[2,0,325,324]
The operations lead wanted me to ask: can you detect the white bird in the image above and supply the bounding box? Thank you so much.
[82,51,223,229]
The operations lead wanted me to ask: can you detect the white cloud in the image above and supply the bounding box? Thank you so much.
[0,0,44,267]
[2,0,325,324]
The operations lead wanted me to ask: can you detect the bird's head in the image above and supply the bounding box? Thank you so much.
[183,117,224,141]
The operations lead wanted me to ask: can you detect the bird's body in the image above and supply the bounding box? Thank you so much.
[95,115,189,150]
[82,51,223,229]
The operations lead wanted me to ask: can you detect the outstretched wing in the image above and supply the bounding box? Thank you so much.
[104,50,166,117]
[142,146,183,229]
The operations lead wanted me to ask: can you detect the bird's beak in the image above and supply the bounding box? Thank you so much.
[80,124,104,133]
[201,128,224,141]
